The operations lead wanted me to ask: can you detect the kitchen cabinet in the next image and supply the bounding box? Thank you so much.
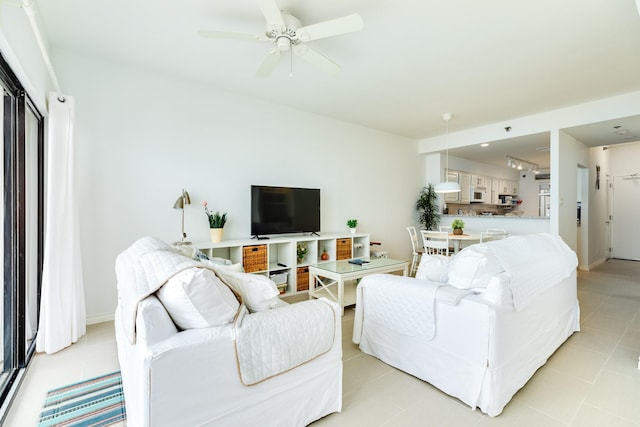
[444,170,460,203]
[471,174,487,188]
[459,172,471,204]
[490,178,500,204]
[498,179,519,196]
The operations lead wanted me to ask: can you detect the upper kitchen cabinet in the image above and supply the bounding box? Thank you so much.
[498,179,519,196]
[445,170,460,203]
[471,174,488,188]
[459,173,471,204]
[443,170,472,204]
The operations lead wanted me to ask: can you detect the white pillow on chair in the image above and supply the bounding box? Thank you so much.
[415,254,450,282]
[447,245,504,289]
[210,266,280,313]
[156,267,239,330]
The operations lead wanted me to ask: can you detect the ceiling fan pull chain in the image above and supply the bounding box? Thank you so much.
[290,48,294,77]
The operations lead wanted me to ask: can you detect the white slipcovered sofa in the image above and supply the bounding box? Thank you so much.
[114,236,342,427]
[353,233,580,417]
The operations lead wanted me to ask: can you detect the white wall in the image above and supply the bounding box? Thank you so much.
[0,1,51,111]
[52,49,423,322]
[556,131,589,252]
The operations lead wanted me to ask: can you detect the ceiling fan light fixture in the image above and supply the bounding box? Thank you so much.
[434,181,461,194]
[435,113,461,195]
[276,36,291,50]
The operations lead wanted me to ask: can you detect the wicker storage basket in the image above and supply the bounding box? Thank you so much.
[243,245,268,273]
[296,266,310,292]
[336,238,352,260]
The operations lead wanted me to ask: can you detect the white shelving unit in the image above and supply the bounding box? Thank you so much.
[194,233,370,296]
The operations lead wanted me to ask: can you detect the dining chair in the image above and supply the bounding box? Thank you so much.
[420,230,450,256]
[438,226,455,252]
[480,228,507,243]
[406,226,423,277]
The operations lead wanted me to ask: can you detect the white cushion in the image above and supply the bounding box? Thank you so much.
[211,267,280,313]
[136,295,178,344]
[156,267,239,329]
[202,259,243,272]
[475,272,513,309]
[415,254,450,282]
[447,245,505,289]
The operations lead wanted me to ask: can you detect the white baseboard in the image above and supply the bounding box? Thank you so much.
[87,313,115,325]
[580,257,607,272]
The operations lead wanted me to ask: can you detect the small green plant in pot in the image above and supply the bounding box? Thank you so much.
[297,243,308,263]
[347,219,358,234]
[203,201,227,243]
[451,218,465,235]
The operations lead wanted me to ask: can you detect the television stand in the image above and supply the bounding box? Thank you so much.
[309,231,320,237]
[251,235,270,240]
[194,232,371,298]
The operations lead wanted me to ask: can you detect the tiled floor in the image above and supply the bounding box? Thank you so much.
[5,259,640,426]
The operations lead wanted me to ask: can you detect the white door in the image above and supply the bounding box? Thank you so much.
[611,175,640,260]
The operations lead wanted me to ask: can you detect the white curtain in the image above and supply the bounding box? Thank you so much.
[36,93,86,354]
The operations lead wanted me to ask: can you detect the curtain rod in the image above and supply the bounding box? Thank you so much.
[21,0,65,102]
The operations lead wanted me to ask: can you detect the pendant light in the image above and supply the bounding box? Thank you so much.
[434,113,461,194]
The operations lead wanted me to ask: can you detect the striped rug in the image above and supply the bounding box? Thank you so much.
[37,371,126,427]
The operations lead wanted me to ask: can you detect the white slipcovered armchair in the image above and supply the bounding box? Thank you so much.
[114,236,342,427]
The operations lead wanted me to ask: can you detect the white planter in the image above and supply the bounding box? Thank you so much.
[210,228,224,243]
[349,228,356,234]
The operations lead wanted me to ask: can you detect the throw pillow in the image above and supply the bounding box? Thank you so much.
[415,254,450,282]
[156,267,239,330]
[211,266,280,313]
[447,245,505,289]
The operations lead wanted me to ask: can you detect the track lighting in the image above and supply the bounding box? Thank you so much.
[506,155,538,174]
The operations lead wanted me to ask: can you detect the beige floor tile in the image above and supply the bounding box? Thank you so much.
[601,346,640,379]
[545,342,610,383]
[569,403,638,427]
[475,400,565,427]
[581,312,634,334]
[619,328,640,353]
[342,352,394,395]
[512,366,591,424]
[381,387,482,427]
[585,370,640,423]
[565,326,621,355]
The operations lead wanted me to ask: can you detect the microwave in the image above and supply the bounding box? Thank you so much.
[471,186,487,203]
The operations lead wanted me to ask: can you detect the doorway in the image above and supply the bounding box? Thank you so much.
[577,165,589,269]
[610,174,640,260]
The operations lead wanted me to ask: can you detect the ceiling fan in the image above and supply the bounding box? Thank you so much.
[197,0,364,77]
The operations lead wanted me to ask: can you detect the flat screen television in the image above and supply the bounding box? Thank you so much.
[251,185,320,236]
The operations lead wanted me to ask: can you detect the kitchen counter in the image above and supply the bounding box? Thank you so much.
[440,214,550,235]
[442,214,549,220]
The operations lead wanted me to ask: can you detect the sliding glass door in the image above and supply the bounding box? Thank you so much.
[0,53,44,413]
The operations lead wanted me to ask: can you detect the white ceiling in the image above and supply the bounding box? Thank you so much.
[35,0,640,157]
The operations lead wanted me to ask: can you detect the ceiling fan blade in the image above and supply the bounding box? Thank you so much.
[258,0,285,28]
[197,30,267,41]
[256,51,282,77]
[295,13,363,42]
[294,45,341,75]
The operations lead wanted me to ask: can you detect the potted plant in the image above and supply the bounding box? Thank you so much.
[203,201,227,243]
[297,243,308,263]
[347,219,358,234]
[416,184,440,230]
[451,218,465,235]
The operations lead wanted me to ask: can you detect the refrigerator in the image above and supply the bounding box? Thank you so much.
[538,184,550,217]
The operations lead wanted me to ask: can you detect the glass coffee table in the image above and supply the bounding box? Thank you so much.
[308,258,409,315]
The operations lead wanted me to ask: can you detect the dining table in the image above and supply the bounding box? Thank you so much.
[448,233,482,253]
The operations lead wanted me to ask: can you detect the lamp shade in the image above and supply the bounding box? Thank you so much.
[434,181,461,194]
[173,190,191,209]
